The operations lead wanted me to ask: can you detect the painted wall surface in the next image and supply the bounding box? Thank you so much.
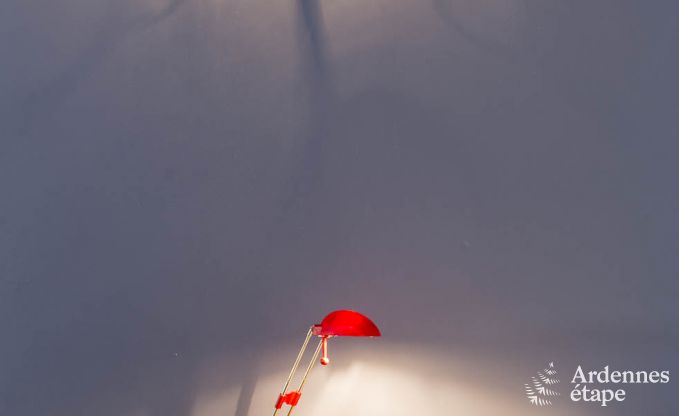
[1,1,677,415]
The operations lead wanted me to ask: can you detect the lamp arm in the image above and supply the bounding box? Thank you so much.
[286,338,323,416]
[273,327,313,416]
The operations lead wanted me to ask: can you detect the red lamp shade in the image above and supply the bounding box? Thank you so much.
[272,310,380,415]
[314,310,381,337]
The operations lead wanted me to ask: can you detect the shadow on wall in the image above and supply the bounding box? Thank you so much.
[297,0,329,87]
[231,2,333,414]
[432,0,643,116]
[431,0,518,61]
[281,0,333,207]
[1,0,188,138]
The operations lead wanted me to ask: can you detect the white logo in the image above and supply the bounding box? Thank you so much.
[525,362,561,406]
[523,362,670,407]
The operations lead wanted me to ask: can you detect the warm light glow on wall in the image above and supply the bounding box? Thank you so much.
[190,344,593,416]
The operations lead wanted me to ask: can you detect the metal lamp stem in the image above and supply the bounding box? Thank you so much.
[272,327,313,416]
[286,339,323,416]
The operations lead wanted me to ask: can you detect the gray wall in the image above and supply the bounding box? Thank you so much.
[1,1,677,415]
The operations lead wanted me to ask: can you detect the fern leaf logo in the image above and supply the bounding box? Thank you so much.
[525,362,561,406]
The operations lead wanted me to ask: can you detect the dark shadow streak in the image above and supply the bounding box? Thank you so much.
[231,7,335,414]
[253,0,333,236]
[297,0,329,88]
[282,0,333,203]
[131,0,188,29]
[431,0,521,62]
[233,370,257,416]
